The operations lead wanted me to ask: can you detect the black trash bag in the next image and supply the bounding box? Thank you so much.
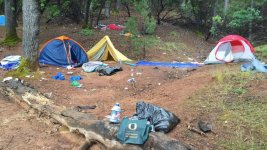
[95,66,122,76]
[135,102,180,133]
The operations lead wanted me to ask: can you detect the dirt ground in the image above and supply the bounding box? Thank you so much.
[2,16,262,149]
[0,98,84,150]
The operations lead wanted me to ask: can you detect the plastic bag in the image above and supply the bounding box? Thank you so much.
[135,102,180,133]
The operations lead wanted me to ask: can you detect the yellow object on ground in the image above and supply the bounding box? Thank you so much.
[87,36,132,62]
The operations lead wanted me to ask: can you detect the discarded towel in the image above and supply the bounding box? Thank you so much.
[82,61,108,73]
[52,72,65,80]
[136,61,202,68]
[96,66,122,76]
[0,55,21,70]
[71,81,82,88]
[70,76,82,82]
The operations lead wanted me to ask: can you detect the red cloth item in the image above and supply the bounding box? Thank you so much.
[107,24,123,30]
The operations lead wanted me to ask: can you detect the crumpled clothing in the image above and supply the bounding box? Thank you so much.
[51,72,65,80]
[70,76,82,82]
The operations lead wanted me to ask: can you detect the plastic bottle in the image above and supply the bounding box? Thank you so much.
[109,103,121,123]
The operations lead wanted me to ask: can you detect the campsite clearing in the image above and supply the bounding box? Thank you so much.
[0,21,267,149]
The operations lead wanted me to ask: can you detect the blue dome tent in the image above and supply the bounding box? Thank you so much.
[39,36,89,67]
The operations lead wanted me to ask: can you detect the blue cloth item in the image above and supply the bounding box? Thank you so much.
[52,72,65,80]
[0,55,21,70]
[241,58,267,73]
[136,61,202,68]
[0,15,5,26]
[70,76,82,82]
[0,62,20,70]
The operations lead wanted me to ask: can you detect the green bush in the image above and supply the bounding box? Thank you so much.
[125,17,139,35]
[79,28,94,36]
[47,5,60,19]
[229,8,262,29]
[144,16,157,34]
[210,15,223,36]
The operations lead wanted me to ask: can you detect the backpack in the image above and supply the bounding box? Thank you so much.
[116,117,151,145]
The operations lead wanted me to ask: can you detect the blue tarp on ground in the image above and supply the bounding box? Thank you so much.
[0,15,5,26]
[136,61,202,68]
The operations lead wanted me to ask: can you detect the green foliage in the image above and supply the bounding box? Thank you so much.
[134,0,157,34]
[210,15,223,36]
[0,36,21,47]
[5,58,30,78]
[187,68,266,149]
[125,17,139,35]
[169,31,179,37]
[79,28,94,36]
[47,5,60,19]
[130,36,160,55]
[144,17,157,34]
[255,44,267,61]
[229,8,262,29]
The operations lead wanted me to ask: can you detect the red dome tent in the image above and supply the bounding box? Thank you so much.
[204,35,255,64]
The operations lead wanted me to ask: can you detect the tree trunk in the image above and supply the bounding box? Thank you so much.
[249,0,254,41]
[115,0,121,11]
[123,2,131,17]
[96,1,105,26]
[83,0,92,28]
[104,0,110,18]
[22,0,40,71]
[223,0,229,17]
[5,0,18,40]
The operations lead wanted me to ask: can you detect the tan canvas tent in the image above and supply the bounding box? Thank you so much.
[87,36,131,62]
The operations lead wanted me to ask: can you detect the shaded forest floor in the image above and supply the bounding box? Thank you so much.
[0,14,266,149]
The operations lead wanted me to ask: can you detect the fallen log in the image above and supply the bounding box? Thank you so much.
[0,79,193,150]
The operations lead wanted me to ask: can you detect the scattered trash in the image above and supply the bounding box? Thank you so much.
[158,83,161,86]
[2,77,13,82]
[130,73,134,77]
[44,92,53,98]
[70,76,82,82]
[135,102,180,133]
[56,68,60,70]
[187,123,207,137]
[41,77,48,80]
[163,52,167,55]
[76,105,97,112]
[136,72,142,75]
[71,81,82,88]
[117,117,151,145]
[25,75,31,78]
[198,120,212,133]
[124,87,128,90]
[52,72,65,80]
[66,65,75,70]
[109,103,121,123]
[66,71,73,75]
[127,78,136,84]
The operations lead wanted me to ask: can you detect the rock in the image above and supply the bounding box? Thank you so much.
[198,120,212,133]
